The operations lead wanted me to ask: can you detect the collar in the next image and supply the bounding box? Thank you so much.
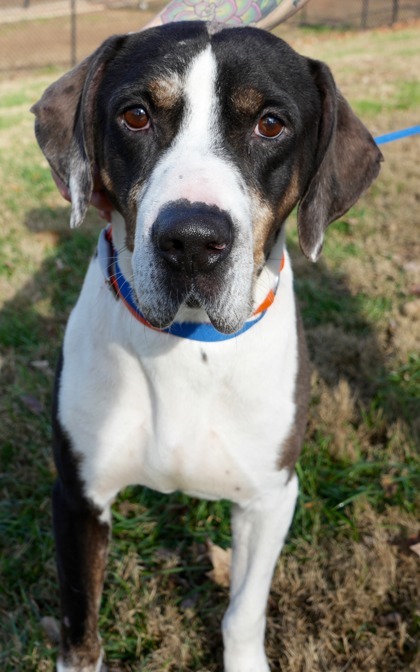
[97,226,284,342]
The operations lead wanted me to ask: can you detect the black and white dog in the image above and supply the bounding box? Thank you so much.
[32,22,382,672]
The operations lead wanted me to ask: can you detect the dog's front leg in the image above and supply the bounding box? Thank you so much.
[222,474,298,672]
[53,480,110,672]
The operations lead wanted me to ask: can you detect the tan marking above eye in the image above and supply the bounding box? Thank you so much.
[255,114,284,139]
[122,107,150,131]
[231,87,264,116]
[148,77,182,109]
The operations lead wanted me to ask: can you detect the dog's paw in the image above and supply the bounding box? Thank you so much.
[224,649,270,672]
[56,653,104,672]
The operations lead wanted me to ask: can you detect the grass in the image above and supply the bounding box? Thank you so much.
[1,21,420,672]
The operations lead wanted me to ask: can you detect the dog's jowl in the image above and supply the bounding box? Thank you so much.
[32,22,382,672]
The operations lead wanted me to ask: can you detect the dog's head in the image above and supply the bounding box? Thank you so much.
[32,22,382,333]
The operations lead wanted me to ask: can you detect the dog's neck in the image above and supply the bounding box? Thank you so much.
[109,212,285,326]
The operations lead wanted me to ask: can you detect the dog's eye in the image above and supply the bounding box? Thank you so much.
[255,114,284,139]
[122,107,151,131]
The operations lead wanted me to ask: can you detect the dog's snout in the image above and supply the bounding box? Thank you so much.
[154,202,233,275]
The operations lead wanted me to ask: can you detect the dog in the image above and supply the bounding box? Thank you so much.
[32,21,382,672]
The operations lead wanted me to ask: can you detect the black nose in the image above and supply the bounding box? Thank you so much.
[153,201,233,274]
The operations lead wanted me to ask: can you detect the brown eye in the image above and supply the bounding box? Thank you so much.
[122,107,151,131]
[255,114,284,139]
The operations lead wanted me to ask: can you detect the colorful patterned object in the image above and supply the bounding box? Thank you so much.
[161,0,263,26]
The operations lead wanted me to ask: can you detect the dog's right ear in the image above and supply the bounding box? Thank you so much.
[297,59,383,262]
[31,35,127,228]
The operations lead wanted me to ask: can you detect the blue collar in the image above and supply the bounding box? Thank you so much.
[98,227,279,343]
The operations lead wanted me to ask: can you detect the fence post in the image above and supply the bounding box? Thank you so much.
[71,0,77,66]
[361,0,369,29]
[392,0,399,24]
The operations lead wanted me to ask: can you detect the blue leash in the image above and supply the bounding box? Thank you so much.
[375,125,420,145]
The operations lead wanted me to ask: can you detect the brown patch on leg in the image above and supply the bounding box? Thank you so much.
[52,354,111,670]
[278,306,311,474]
[53,481,110,670]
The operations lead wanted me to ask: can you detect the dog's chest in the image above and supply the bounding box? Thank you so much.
[59,259,298,509]
[67,345,292,507]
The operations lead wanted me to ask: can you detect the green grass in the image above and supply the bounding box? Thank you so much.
[0,91,37,108]
[1,23,419,672]
[353,79,420,117]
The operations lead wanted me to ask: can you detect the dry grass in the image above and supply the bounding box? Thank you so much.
[270,505,419,672]
[0,21,419,672]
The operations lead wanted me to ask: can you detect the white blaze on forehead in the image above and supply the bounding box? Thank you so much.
[181,44,217,150]
[136,45,251,231]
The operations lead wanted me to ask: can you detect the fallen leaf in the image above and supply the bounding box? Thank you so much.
[30,359,50,371]
[304,500,316,509]
[117,501,140,516]
[40,616,60,644]
[20,394,44,415]
[181,593,199,611]
[206,539,231,588]
[409,542,420,558]
[391,532,420,554]
[378,612,402,627]
[402,299,420,318]
[380,474,398,497]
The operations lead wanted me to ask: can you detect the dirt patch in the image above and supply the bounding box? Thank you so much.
[0,7,163,72]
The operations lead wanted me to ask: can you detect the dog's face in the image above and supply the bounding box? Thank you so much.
[32,23,382,333]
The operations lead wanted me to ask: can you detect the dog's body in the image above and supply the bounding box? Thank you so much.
[33,22,382,672]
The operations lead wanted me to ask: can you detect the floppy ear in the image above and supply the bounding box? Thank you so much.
[31,35,126,228]
[297,59,383,262]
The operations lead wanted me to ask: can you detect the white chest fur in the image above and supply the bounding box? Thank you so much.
[59,241,298,512]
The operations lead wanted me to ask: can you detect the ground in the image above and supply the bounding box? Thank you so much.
[0,18,419,672]
[1,0,419,71]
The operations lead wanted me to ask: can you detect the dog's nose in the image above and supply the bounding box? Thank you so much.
[153,202,233,274]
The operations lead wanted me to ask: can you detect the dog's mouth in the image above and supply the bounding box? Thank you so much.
[185,296,201,309]
[133,278,252,335]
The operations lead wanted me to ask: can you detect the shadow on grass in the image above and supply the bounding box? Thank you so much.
[0,205,418,670]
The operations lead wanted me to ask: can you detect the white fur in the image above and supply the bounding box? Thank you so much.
[132,46,254,330]
[57,650,103,672]
[59,230,299,671]
[60,233,297,505]
[69,173,84,229]
[223,474,298,672]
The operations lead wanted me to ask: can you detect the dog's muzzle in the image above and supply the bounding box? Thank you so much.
[132,198,252,333]
[153,201,233,276]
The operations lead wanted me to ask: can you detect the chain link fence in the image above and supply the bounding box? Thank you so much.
[289,0,419,29]
[1,0,419,73]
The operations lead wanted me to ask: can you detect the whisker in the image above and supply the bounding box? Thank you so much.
[115,243,129,256]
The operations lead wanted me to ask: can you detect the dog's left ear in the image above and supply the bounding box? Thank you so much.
[297,59,383,262]
[31,35,127,228]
